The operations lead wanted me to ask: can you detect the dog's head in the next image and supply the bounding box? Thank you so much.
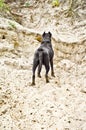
[42,32,52,43]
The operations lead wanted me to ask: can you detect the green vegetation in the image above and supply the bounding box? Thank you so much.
[8,21,16,29]
[0,0,5,8]
[24,2,30,7]
[52,0,59,7]
[0,0,9,11]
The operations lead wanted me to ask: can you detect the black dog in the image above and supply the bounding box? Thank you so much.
[32,32,55,85]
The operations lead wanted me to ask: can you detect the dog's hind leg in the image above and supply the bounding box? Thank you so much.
[45,64,50,83]
[32,60,38,85]
[50,59,55,77]
[44,53,50,83]
[38,51,43,78]
[38,65,42,78]
[44,56,50,83]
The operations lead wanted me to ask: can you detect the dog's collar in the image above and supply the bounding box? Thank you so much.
[42,40,51,44]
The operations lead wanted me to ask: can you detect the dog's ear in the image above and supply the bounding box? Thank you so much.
[48,32,52,37]
[42,32,46,37]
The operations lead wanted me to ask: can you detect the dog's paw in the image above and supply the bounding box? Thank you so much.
[51,72,55,77]
[38,74,41,78]
[52,74,55,77]
[31,82,35,86]
[46,81,49,83]
[46,79,49,83]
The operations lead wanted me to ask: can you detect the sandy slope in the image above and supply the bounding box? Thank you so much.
[0,1,86,130]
